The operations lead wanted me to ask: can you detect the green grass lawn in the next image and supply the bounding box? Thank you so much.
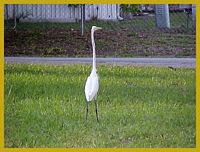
[5,17,154,31]
[4,64,195,148]
[5,12,193,32]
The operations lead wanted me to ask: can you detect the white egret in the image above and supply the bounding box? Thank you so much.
[85,26,102,122]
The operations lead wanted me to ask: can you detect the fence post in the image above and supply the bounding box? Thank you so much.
[81,4,84,36]
[13,4,17,29]
[5,4,9,20]
[155,4,170,28]
[192,4,196,29]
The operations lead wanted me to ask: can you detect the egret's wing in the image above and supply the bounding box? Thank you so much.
[85,76,93,101]
[85,75,99,101]
[90,76,99,98]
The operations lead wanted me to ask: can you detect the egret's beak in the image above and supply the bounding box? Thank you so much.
[96,27,102,30]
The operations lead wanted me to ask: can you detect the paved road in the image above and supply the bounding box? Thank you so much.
[4,57,196,68]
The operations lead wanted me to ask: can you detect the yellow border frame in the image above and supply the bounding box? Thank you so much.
[0,0,199,151]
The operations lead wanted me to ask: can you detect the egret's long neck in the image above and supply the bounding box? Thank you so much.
[91,30,96,71]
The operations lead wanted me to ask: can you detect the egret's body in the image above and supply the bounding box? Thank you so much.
[85,26,102,122]
[85,69,99,102]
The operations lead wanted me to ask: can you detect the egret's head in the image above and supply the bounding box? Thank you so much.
[92,26,102,32]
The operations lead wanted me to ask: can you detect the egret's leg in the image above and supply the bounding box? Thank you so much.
[86,101,88,120]
[94,100,99,122]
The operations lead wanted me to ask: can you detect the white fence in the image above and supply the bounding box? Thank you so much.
[4,4,121,22]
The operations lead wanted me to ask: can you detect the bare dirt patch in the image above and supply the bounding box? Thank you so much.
[4,28,196,57]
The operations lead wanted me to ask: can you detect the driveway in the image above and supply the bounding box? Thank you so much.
[4,57,196,68]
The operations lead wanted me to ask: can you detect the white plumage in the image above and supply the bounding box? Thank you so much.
[85,69,99,102]
[84,26,102,122]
